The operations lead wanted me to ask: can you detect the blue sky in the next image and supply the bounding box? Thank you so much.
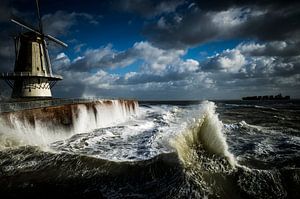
[0,0,300,100]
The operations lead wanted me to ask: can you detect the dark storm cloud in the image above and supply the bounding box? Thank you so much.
[0,28,17,73]
[113,0,184,18]
[43,11,100,37]
[114,0,298,16]
[52,71,87,98]
[0,0,11,22]
[236,7,300,42]
[140,0,300,49]
[186,0,299,11]
[0,1,26,74]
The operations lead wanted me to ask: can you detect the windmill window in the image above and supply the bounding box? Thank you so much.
[29,88,31,92]
[37,67,39,71]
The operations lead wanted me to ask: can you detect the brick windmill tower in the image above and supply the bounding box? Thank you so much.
[0,0,67,98]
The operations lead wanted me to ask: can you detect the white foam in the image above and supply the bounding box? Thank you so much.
[0,100,138,150]
[171,101,236,167]
[49,103,180,161]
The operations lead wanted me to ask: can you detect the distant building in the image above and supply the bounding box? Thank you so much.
[242,93,290,100]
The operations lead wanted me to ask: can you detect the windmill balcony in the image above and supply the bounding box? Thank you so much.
[0,72,63,80]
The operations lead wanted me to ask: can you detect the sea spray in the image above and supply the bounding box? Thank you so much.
[0,100,138,149]
[171,101,236,167]
[170,101,293,198]
[0,115,69,149]
[170,101,237,198]
[0,100,298,198]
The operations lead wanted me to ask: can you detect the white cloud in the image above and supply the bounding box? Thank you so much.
[180,59,199,72]
[203,49,246,73]
[211,8,250,27]
[52,52,70,72]
[73,56,84,62]
[244,56,276,76]
[133,41,185,74]
[217,49,246,72]
[237,41,293,57]
[51,41,216,99]
[50,40,300,100]
[237,42,265,54]
[67,41,190,75]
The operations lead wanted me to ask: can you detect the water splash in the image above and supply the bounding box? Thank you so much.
[0,100,298,198]
[168,101,237,197]
[0,100,138,149]
[171,101,236,167]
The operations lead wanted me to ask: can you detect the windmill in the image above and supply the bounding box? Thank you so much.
[0,0,67,98]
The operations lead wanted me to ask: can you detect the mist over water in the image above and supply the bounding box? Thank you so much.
[0,100,299,198]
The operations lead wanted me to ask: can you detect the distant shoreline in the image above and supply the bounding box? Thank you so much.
[242,94,290,101]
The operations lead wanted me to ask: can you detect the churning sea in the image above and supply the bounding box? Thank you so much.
[0,100,299,198]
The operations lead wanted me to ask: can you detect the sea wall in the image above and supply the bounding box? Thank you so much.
[0,99,138,130]
[0,99,138,148]
[0,98,120,113]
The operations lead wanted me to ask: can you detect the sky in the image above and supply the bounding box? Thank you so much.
[0,0,300,100]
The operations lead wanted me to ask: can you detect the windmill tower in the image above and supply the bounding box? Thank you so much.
[0,0,67,98]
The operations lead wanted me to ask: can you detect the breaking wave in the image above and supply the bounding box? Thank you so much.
[171,101,235,166]
[0,100,299,198]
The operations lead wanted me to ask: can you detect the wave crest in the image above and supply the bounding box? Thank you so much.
[171,101,236,167]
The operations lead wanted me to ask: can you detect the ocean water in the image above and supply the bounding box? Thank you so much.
[0,100,299,198]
